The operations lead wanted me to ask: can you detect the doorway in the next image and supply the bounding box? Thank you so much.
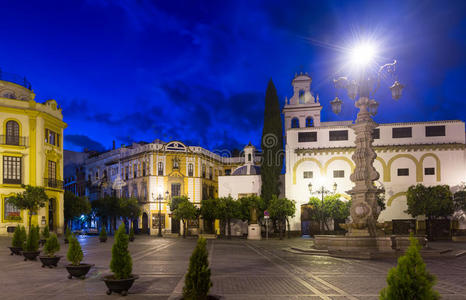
[142,212,149,234]
[48,198,54,231]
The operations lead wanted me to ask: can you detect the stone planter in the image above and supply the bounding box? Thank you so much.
[99,237,107,243]
[66,263,93,279]
[103,275,139,296]
[8,247,22,255]
[39,255,61,268]
[23,250,41,261]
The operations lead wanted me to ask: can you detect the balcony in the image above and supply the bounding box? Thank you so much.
[0,135,28,147]
[44,178,64,189]
[0,70,32,90]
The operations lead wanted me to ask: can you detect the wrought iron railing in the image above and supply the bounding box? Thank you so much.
[0,69,32,90]
[0,135,28,147]
[44,178,64,189]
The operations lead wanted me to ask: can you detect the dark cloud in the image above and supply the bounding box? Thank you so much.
[65,134,106,152]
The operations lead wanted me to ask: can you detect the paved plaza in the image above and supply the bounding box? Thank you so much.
[1,235,466,299]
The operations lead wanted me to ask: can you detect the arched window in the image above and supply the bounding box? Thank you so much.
[299,90,305,104]
[291,118,300,128]
[5,120,19,145]
[188,163,194,177]
[248,154,252,162]
[158,162,164,176]
[306,117,314,127]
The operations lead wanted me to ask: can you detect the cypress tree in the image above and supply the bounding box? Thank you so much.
[110,224,132,279]
[183,237,212,299]
[261,79,283,207]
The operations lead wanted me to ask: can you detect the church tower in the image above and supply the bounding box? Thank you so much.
[282,72,322,130]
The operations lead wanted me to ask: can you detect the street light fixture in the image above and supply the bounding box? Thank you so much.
[152,192,164,237]
[308,181,338,232]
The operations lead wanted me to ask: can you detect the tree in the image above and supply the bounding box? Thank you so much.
[380,237,439,299]
[44,233,60,257]
[24,225,39,252]
[260,79,284,208]
[307,194,351,233]
[267,196,296,239]
[454,187,466,212]
[183,237,212,300]
[12,225,25,248]
[92,195,120,233]
[238,195,265,223]
[119,197,142,230]
[216,197,240,239]
[64,190,91,230]
[172,197,198,238]
[200,198,219,234]
[110,224,132,279]
[41,225,50,240]
[7,185,48,227]
[67,235,83,266]
[406,184,454,239]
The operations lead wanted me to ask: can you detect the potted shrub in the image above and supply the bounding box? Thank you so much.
[129,227,135,242]
[65,235,93,279]
[39,233,61,268]
[8,225,25,255]
[23,225,41,261]
[103,224,138,296]
[64,227,71,244]
[183,237,215,300]
[99,226,107,243]
[40,226,50,247]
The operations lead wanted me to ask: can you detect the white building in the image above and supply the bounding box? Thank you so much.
[284,73,466,233]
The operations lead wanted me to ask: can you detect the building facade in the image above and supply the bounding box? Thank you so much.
[284,73,466,233]
[0,71,67,235]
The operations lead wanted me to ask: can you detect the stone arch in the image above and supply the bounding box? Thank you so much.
[323,156,355,176]
[292,157,323,184]
[387,192,407,207]
[386,154,420,182]
[375,157,389,182]
[419,153,441,182]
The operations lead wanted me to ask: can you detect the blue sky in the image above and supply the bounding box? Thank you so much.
[1,0,465,153]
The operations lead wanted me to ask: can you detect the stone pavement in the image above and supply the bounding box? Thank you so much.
[1,235,465,299]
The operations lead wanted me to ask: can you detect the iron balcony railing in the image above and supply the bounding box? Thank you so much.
[0,69,32,90]
[44,178,64,189]
[0,135,28,147]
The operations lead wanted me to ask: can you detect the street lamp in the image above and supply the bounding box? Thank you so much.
[331,42,404,236]
[308,181,337,232]
[152,192,164,237]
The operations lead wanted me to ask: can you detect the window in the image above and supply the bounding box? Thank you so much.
[209,167,213,180]
[248,154,252,162]
[5,120,20,145]
[45,129,60,146]
[4,198,20,220]
[152,214,165,229]
[397,168,409,176]
[188,163,194,177]
[299,90,305,104]
[333,170,345,178]
[171,183,181,197]
[225,169,231,176]
[305,117,314,127]
[426,125,445,137]
[303,171,313,179]
[95,171,99,180]
[372,128,380,139]
[48,161,56,180]
[158,162,163,176]
[329,130,348,141]
[3,156,21,184]
[392,127,412,138]
[424,167,435,175]
[142,162,147,176]
[202,164,206,178]
[125,166,129,180]
[133,164,137,178]
[173,157,180,170]
[291,118,300,128]
[298,132,317,142]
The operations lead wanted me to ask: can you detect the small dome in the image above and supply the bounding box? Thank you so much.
[232,165,261,175]
[249,165,261,175]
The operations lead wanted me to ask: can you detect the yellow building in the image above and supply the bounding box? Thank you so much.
[84,141,255,235]
[0,71,67,235]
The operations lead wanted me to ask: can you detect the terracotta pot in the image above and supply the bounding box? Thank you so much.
[8,247,23,256]
[103,274,139,296]
[23,250,41,261]
[39,255,61,268]
[66,263,93,279]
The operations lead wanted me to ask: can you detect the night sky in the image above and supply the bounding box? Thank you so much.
[1,0,465,153]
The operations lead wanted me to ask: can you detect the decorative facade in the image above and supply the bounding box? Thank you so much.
[0,71,67,235]
[284,73,466,234]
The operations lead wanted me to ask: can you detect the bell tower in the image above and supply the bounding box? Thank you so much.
[282,72,323,130]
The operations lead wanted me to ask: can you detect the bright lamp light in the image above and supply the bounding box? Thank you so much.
[350,43,376,67]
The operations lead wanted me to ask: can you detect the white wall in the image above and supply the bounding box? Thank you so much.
[218,175,261,199]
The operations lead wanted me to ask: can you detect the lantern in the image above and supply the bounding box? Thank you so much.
[390,80,404,100]
[330,96,343,115]
[308,182,313,193]
[347,80,358,100]
[368,99,379,116]
[332,182,337,193]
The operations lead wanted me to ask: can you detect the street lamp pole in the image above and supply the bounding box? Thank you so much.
[330,49,404,237]
[158,193,162,237]
[308,182,337,232]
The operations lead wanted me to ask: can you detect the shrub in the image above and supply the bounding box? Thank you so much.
[67,235,83,266]
[110,224,132,279]
[44,233,60,257]
[12,225,24,248]
[24,225,40,252]
[129,227,135,241]
[65,227,71,239]
[20,226,27,246]
[99,226,107,239]
[183,237,212,300]
[41,226,50,239]
[380,237,439,299]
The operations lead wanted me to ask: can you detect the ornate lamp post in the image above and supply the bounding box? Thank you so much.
[330,46,404,237]
[152,192,166,237]
[308,182,337,232]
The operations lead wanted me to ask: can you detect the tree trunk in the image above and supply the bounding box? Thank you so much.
[279,219,283,240]
[227,218,231,239]
[28,212,32,229]
[286,218,290,239]
[182,220,186,238]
